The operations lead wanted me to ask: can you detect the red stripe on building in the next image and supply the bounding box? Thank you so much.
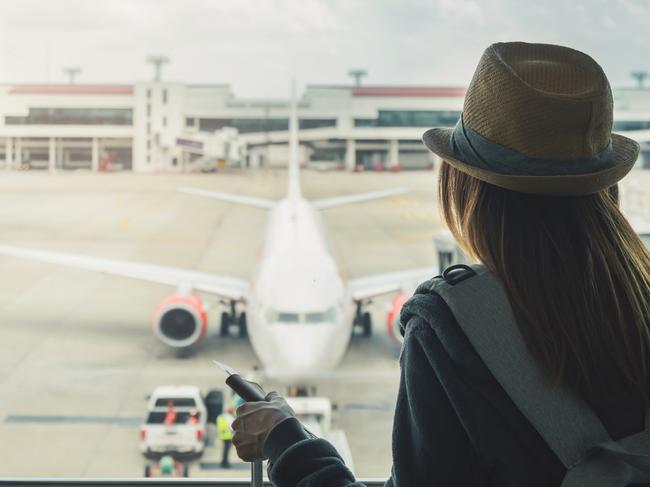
[352,86,466,97]
[9,84,134,95]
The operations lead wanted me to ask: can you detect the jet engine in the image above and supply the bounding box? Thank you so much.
[386,293,410,344]
[152,294,207,348]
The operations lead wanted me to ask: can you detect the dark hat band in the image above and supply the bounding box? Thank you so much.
[450,116,615,177]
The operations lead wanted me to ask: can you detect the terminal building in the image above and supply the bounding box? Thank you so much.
[1,82,650,172]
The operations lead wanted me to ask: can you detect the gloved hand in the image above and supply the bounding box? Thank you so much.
[232,391,295,461]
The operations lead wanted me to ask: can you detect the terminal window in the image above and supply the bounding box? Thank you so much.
[5,107,133,126]
[354,110,461,128]
[198,117,337,133]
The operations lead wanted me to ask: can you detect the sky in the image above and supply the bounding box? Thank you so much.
[0,0,649,98]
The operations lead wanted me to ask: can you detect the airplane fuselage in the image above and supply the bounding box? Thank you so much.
[247,196,353,382]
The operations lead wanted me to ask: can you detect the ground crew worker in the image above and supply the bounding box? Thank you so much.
[186,408,199,425]
[216,407,235,468]
[144,455,187,477]
[158,456,175,476]
[163,400,176,425]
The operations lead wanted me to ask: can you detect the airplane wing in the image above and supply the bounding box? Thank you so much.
[347,266,439,301]
[0,244,249,301]
[311,187,408,210]
[178,187,275,209]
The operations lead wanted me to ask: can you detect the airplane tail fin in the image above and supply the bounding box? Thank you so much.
[287,79,301,200]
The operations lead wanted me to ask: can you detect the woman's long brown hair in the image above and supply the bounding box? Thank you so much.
[438,161,650,404]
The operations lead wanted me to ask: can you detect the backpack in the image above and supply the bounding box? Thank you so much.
[421,263,650,487]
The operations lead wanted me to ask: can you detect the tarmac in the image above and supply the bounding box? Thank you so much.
[0,168,444,479]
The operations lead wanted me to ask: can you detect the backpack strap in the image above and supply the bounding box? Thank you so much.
[429,265,610,467]
[429,264,650,486]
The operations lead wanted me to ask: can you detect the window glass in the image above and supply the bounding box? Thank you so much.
[277,311,300,323]
[305,311,324,323]
[305,307,337,323]
[640,234,650,250]
[613,120,650,131]
[354,110,461,128]
[6,108,133,125]
[153,398,197,408]
[146,411,201,424]
[198,118,337,133]
[1,0,649,482]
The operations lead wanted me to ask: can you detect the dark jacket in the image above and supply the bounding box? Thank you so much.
[262,287,646,486]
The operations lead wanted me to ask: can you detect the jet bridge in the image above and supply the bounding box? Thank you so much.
[174,127,243,172]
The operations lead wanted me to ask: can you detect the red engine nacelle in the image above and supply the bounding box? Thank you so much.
[386,293,410,344]
[152,294,207,348]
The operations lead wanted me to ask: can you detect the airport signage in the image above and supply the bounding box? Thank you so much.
[176,137,204,151]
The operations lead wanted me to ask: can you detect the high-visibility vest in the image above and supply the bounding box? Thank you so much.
[216,413,234,441]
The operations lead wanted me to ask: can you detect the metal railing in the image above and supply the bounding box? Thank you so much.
[0,480,386,487]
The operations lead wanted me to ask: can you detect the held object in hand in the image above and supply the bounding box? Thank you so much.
[213,360,266,487]
[213,360,317,440]
[213,360,267,402]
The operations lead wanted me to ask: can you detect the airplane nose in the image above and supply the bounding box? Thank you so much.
[287,335,328,367]
[282,332,327,367]
[265,324,345,378]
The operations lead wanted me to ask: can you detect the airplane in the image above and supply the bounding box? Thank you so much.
[0,87,437,383]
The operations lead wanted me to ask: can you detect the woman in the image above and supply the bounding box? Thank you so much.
[232,42,650,486]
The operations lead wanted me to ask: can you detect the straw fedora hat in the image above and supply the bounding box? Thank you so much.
[422,42,639,195]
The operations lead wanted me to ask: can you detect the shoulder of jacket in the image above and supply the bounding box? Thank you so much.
[416,264,483,294]
[401,264,487,337]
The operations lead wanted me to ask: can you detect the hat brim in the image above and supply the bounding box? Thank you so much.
[422,128,640,196]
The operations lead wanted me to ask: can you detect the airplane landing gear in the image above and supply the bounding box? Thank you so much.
[353,301,373,337]
[219,312,230,336]
[220,301,247,337]
[238,312,248,338]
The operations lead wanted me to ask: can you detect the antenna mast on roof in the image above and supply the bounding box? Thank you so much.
[631,71,648,89]
[348,69,368,87]
[146,55,170,82]
[63,67,81,84]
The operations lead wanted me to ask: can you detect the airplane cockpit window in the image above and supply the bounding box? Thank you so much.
[305,307,337,324]
[305,311,326,323]
[266,307,337,324]
[1,0,649,482]
[276,311,300,323]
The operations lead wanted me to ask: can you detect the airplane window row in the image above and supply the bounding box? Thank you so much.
[266,307,337,324]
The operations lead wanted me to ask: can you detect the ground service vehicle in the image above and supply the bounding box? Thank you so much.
[286,396,354,471]
[139,385,207,457]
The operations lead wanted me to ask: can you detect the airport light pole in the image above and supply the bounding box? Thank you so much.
[348,69,368,87]
[631,71,648,89]
[146,55,170,82]
[63,67,81,84]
